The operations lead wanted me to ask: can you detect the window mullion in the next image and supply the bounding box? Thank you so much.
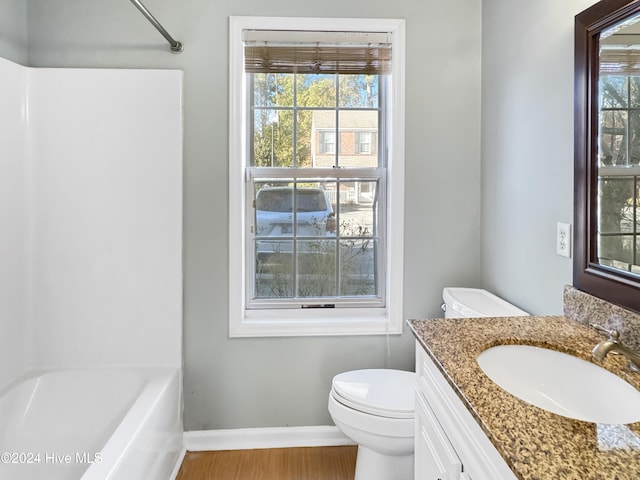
[292,182,299,297]
[335,180,342,297]
[293,73,298,168]
[334,75,340,168]
[628,78,631,167]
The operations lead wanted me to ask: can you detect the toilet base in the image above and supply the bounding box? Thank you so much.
[354,445,414,480]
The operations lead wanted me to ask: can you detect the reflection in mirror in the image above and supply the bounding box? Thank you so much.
[575,0,640,313]
[598,14,640,276]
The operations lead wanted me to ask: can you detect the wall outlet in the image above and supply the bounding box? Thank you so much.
[556,222,571,258]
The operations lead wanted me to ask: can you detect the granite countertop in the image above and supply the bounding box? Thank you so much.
[408,315,640,480]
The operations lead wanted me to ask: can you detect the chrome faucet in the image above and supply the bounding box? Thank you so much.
[591,323,640,372]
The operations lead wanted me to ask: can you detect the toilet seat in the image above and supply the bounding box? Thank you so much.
[331,369,415,419]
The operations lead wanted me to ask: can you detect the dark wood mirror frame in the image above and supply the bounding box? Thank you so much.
[575,0,640,313]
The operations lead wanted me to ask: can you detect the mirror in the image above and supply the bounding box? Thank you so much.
[575,0,640,312]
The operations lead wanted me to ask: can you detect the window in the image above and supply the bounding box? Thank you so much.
[229,16,405,336]
[320,131,336,154]
[356,132,374,154]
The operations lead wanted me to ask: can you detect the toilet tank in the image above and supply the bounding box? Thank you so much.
[442,287,529,318]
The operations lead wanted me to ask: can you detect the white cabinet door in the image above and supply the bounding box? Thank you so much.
[415,389,462,480]
[415,342,518,480]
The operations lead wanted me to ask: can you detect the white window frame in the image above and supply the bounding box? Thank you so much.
[229,16,405,337]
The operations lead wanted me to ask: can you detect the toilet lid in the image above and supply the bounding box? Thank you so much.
[331,369,415,419]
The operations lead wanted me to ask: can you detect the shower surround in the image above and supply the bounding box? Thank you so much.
[0,56,183,479]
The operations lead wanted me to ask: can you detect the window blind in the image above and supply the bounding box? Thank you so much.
[600,49,640,74]
[243,30,392,74]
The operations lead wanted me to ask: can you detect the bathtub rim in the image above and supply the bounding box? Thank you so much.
[0,365,183,480]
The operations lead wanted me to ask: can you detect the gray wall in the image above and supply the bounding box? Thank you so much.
[481,0,598,315]
[0,0,27,63]
[23,0,482,430]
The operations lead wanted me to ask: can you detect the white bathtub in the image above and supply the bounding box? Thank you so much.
[0,367,182,480]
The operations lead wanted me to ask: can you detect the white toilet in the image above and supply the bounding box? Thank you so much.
[441,287,529,318]
[328,287,528,480]
[328,368,415,480]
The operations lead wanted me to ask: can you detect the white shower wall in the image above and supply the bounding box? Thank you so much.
[0,57,183,373]
[0,58,28,385]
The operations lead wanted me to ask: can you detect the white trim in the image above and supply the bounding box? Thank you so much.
[229,16,405,337]
[231,307,398,337]
[229,15,248,338]
[167,448,187,480]
[183,426,355,452]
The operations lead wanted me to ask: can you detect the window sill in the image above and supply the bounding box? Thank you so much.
[229,307,402,337]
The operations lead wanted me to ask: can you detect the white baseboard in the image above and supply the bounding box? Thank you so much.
[183,425,355,452]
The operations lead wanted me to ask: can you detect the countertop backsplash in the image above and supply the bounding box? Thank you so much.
[564,285,640,351]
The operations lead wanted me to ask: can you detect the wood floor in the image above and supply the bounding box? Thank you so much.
[176,446,357,480]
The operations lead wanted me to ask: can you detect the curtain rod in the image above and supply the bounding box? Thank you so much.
[129,0,183,53]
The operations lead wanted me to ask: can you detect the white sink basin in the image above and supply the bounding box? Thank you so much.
[477,345,640,424]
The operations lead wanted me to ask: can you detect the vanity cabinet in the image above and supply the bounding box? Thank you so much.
[415,389,461,479]
[414,341,517,480]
